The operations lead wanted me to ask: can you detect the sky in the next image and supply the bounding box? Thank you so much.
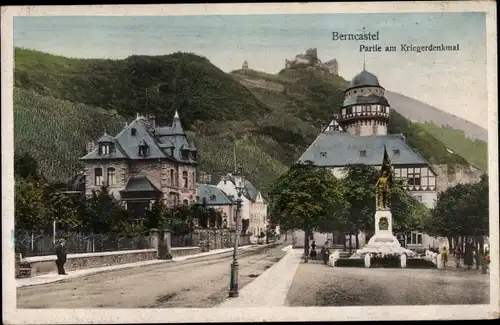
[13,12,488,128]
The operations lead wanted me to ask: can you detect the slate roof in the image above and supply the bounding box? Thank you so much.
[97,133,115,143]
[343,94,389,107]
[348,69,382,89]
[298,132,428,167]
[81,111,198,164]
[120,175,161,193]
[196,183,235,206]
[222,174,260,202]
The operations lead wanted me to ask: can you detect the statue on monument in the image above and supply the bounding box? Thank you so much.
[375,145,392,210]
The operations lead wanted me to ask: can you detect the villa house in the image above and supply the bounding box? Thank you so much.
[80,111,198,219]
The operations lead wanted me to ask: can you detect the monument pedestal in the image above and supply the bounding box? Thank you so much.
[351,209,414,259]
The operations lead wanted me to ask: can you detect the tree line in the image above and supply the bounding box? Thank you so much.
[14,153,228,237]
[267,162,489,255]
[425,173,489,253]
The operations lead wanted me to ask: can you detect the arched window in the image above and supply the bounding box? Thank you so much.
[183,199,189,206]
[107,167,116,186]
[182,171,188,188]
[170,169,175,186]
[94,168,103,186]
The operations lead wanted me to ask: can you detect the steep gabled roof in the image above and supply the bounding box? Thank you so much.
[298,133,428,167]
[196,183,235,206]
[221,174,260,202]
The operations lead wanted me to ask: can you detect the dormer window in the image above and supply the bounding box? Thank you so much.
[138,139,149,156]
[393,149,400,155]
[320,151,327,158]
[99,144,111,155]
[191,151,198,160]
[181,149,189,160]
[131,128,137,136]
[360,150,367,157]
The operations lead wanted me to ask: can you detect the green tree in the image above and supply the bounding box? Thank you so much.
[15,177,50,231]
[14,152,40,179]
[47,191,82,231]
[268,161,344,260]
[339,164,377,249]
[425,182,476,248]
[83,186,125,234]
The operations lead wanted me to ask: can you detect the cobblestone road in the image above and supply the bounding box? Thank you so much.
[17,243,288,308]
[287,262,490,306]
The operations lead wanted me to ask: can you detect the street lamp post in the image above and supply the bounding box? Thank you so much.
[229,167,245,298]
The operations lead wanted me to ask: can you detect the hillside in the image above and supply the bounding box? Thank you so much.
[415,122,488,171]
[384,91,488,142]
[14,48,472,193]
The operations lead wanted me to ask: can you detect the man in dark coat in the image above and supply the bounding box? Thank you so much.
[55,238,68,275]
[464,240,474,269]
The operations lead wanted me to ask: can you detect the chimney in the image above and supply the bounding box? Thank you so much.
[86,141,97,153]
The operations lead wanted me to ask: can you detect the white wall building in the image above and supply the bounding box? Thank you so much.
[216,173,268,238]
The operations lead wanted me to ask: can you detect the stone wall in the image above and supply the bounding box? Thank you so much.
[20,249,158,278]
[432,164,483,192]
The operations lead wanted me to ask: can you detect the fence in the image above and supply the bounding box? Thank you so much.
[171,228,251,250]
[15,229,153,257]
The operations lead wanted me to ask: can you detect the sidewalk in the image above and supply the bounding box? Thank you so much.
[16,244,266,288]
[216,246,302,308]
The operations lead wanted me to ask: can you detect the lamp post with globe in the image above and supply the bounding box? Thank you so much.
[228,166,246,298]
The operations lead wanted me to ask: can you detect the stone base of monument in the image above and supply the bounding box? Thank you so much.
[349,209,416,268]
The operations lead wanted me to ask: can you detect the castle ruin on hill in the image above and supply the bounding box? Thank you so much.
[285,48,338,75]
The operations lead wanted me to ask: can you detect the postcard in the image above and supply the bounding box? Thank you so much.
[1,1,498,323]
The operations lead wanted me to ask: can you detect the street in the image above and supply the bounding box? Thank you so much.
[286,262,490,306]
[17,243,288,308]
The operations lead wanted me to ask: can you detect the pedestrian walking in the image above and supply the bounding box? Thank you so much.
[464,239,474,269]
[310,240,317,260]
[441,246,448,268]
[455,246,462,268]
[321,241,330,265]
[55,238,68,275]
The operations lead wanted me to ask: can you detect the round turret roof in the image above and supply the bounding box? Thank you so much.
[349,69,380,88]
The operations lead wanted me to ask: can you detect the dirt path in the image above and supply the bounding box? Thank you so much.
[287,262,490,306]
[17,243,289,308]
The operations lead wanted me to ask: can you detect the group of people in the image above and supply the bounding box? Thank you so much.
[440,240,479,269]
[309,240,331,265]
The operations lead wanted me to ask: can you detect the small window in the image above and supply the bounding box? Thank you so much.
[417,234,423,245]
[99,144,110,155]
[360,150,367,157]
[181,150,189,160]
[183,199,189,206]
[138,145,149,156]
[182,171,188,188]
[94,168,103,186]
[170,169,175,186]
[131,128,137,136]
[393,149,400,155]
[107,167,116,186]
[320,151,327,158]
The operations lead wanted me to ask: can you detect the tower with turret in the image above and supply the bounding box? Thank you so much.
[336,68,390,136]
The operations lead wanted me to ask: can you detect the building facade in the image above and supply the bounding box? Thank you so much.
[216,173,268,238]
[293,68,444,250]
[80,111,198,219]
[196,183,236,228]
